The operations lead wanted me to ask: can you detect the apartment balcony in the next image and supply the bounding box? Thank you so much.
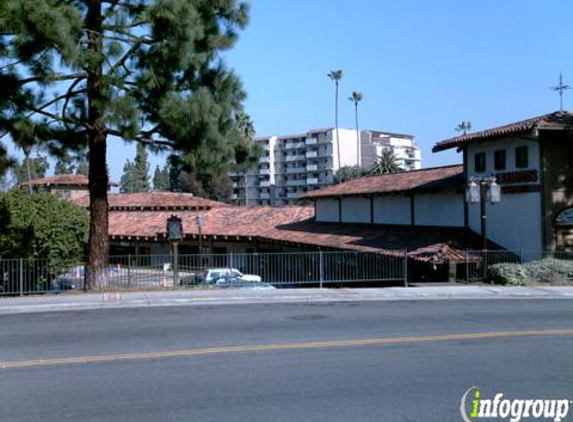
[305,137,317,146]
[286,167,306,174]
[306,164,318,171]
[305,151,318,158]
[259,156,270,163]
[259,168,271,175]
[306,178,319,185]
[259,193,271,199]
[285,179,306,187]
[259,181,271,188]
[286,192,300,199]
[285,155,305,162]
[285,142,306,150]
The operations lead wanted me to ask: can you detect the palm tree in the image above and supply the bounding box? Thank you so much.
[455,121,472,135]
[369,149,403,175]
[327,70,343,169]
[10,120,37,194]
[348,91,363,167]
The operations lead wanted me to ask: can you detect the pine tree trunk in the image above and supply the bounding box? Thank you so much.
[85,0,109,291]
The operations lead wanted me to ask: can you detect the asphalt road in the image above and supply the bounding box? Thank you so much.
[1,300,573,422]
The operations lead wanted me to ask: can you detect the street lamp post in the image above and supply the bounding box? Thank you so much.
[167,215,183,286]
[466,176,501,281]
[466,176,501,250]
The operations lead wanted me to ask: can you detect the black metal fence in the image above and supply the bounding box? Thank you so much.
[2,250,571,296]
[1,251,407,295]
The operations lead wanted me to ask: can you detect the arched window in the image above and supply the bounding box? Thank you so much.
[555,207,573,251]
[555,207,573,227]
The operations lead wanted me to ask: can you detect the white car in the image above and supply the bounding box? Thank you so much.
[197,268,262,284]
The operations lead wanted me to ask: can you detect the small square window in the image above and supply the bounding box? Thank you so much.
[494,150,506,171]
[516,146,529,168]
[474,152,486,173]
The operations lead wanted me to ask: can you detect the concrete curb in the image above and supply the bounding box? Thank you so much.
[1,286,573,315]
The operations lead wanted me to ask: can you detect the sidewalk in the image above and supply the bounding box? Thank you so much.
[1,285,573,315]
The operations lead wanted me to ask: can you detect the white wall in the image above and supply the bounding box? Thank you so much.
[373,196,410,225]
[415,193,464,227]
[341,198,371,223]
[334,129,360,169]
[468,192,542,252]
[316,198,340,222]
[467,137,540,178]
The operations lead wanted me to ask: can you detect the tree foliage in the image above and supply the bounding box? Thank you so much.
[0,190,89,262]
[0,0,251,288]
[335,165,368,184]
[12,154,49,184]
[455,121,472,135]
[152,165,170,191]
[369,149,403,175]
[120,143,150,193]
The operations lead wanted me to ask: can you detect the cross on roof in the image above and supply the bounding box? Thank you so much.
[550,73,571,111]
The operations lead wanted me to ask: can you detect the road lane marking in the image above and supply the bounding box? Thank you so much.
[2,328,573,369]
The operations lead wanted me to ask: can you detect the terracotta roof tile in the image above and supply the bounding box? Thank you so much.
[433,110,573,152]
[107,206,493,262]
[304,165,464,199]
[22,174,119,187]
[73,192,229,210]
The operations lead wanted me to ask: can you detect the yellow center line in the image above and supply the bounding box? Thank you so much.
[2,328,573,370]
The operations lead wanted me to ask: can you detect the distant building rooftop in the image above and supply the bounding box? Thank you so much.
[73,192,229,211]
[21,174,118,188]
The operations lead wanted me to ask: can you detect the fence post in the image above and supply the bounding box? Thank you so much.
[229,252,233,273]
[319,251,324,289]
[19,258,24,297]
[127,254,131,287]
[466,250,470,283]
[403,249,408,288]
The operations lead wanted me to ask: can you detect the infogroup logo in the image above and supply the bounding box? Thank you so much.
[460,387,571,422]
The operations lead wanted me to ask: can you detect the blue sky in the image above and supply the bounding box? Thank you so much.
[6,0,573,182]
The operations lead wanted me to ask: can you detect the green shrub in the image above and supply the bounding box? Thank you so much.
[0,190,89,264]
[488,259,573,285]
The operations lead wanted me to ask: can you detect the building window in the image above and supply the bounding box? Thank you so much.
[494,150,506,171]
[474,152,486,173]
[516,146,529,168]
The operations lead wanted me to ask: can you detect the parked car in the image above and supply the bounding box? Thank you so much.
[53,266,85,291]
[214,276,276,290]
[196,268,262,285]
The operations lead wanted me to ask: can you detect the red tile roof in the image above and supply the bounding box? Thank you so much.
[304,165,464,199]
[73,192,229,210]
[107,205,493,262]
[433,110,573,152]
[22,174,119,187]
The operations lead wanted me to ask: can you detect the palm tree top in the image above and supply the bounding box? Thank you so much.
[327,70,343,81]
[348,91,363,102]
[455,121,472,135]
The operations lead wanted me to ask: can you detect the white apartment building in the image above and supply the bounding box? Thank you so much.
[231,127,420,206]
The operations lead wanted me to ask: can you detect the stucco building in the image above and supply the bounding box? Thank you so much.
[230,128,420,206]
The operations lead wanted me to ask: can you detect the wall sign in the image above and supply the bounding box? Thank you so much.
[495,170,538,185]
[556,207,573,227]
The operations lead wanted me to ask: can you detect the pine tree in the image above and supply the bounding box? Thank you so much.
[119,160,135,193]
[132,143,150,193]
[54,154,75,175]
[0,0,250,289]
[152,165,170,191]
[13,154,49,185]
